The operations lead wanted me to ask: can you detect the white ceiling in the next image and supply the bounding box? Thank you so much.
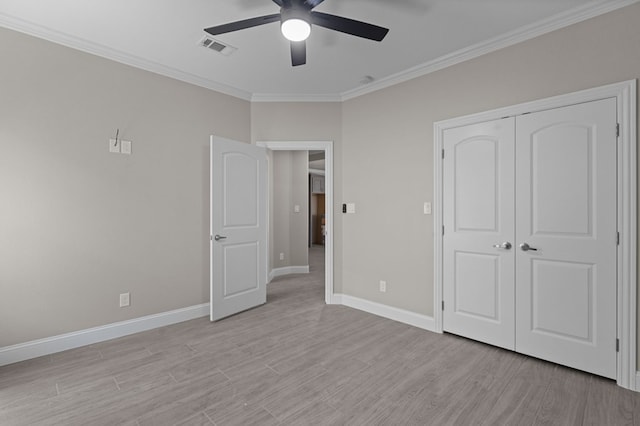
[0,0,632,101]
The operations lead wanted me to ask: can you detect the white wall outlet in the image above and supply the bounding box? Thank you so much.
[346,203,356,214]
[109,138,120,153]
[379,280,387,293]
[424,202,432,215]
[294,204,300,213]
[119,292,130,308]
[279,253,285,260]
[121,140,132,155]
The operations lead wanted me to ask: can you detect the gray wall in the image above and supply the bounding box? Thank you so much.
[0,27,250,347]
[341,3,640,317]
[270,151,309,272]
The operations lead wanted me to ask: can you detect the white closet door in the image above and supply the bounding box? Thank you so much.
[515,98,617,379]
[443,118,516,350]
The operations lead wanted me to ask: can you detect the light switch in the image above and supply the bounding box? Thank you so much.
[346,203,356,214]
[424,202,432,215]
[109,138,120,153]
[294,205,300,213]
[121,140,132,155]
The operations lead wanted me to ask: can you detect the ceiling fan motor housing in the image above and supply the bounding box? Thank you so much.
[280,5,311,25]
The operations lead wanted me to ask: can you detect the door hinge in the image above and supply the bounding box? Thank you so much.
[442,300,445,311]
[617,232,620,245]
[442,225,445,236]
[616,123,620,138]
[442,149,445,159]
[210,235,213,241]
[616,338,620,352]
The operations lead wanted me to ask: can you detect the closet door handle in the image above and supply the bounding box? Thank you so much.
[520,242,538,252]
[214,235,227,241]
[493,242,512,250]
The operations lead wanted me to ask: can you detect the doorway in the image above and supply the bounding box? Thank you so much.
[256,141,335,304]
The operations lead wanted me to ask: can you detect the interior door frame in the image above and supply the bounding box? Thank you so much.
[256,140,335,305]
[433,80,637,390]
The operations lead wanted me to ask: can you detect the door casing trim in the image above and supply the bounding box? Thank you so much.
[256,140,335,304]
[433,80,637,390]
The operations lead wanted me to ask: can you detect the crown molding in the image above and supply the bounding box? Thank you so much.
[0,12,253,101]
[340,0,639,101]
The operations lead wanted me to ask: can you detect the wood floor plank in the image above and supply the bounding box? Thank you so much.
[204,400,279,426]
[279,399,344,426]
[0,377,58,411]
[479,356,558,425]
[1,375,125,425]
[584,375,634,425]
[174,412,215,426]
[134,379,235,426]
[532,365,589,426]
[87,372,230,426]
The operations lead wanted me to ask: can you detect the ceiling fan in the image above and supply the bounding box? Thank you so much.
[204,0,389,66]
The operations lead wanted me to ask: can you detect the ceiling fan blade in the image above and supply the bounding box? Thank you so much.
[310,11,389,41]
[304,0,325,8]
[291,41,306,66]
[205,14,281,36]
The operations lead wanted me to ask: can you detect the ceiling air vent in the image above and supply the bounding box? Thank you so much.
[198,36,237,56]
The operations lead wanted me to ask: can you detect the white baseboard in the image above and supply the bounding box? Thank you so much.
[335,293,437,332]
[635,372,640,392]
[0,303,209,367]
[268,265,309,282]
[0,295,435,367]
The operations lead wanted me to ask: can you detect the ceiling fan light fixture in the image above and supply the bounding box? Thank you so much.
[281,18,311,41]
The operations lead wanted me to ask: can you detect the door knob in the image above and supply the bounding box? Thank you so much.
[214,235,227,241]
[520,242,538,251]
[493,242,512,250]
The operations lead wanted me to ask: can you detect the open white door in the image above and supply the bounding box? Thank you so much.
[210,136,267,321]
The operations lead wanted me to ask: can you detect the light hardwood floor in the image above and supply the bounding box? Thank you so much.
[2,246,639,425]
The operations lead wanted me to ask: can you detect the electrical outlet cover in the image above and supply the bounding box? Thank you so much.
[119,292,130,307]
